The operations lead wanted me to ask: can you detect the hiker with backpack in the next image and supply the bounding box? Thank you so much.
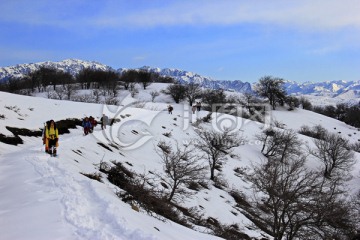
[82,117,92,135]
[168,105,173,114]
[89,116,97,133]
[196,102,202,111]
[45,119,59,156]
[100,114,108,130]
[192,105,197,114]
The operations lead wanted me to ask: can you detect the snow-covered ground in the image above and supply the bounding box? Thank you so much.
[0,86,359,240]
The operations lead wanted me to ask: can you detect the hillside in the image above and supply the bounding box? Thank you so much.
[1,84,360,239]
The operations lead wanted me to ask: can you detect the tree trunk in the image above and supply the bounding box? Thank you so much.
[167,182,178,202]
[210,166,215,180]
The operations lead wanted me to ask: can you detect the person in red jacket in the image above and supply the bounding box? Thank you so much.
[89,116,97,133]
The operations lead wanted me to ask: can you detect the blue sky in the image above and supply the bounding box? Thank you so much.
[0,0,359,83]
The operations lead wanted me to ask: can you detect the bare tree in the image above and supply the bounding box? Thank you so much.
[162,83,186,103]
[92,89,101,103]
[184,82,202,106]
[3,77,22,93]
[119,70,137,90]
[351,190,360,230]
[298,96,312,110]
[54,87,65,100]
[150,90,160,102]
[344,105,360,128]
[256,129,302,162]
[138,70,153,90]
[201,89,227,111]
[156,141,207,202]
[242,93,256,115]
[285,96,300,111]
[104,95,119,105]
[309,132,355,178]
[244,155,355,240]
[246,156,317,240]
[254,76,286,110]
[247,128,354,238]
[129,83,138,97]
[195,128,243,180]
[62,83,77,100]
[76,68,96,89]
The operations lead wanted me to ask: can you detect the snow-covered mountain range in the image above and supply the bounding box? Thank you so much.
[0,59,359,97]
[284,80,360,97]
[0,59,112,80]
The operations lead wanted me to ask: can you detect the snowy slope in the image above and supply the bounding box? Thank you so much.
[0,91,225,240]
[0,88,360,240]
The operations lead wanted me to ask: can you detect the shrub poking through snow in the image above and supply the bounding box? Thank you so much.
[99,160,190,227]
[80,172,103,182]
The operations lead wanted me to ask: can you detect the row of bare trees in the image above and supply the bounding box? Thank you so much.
[312,103,360,128]
[156,127,244,202]
[162,76,289,113]
[0,67,73,93]
[161,82,203,105]
[162,82,229,110]
[0,67,175,95]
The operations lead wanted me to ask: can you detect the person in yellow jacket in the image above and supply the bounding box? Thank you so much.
[45,119,59,156]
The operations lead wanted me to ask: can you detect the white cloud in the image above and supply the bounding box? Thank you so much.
[306,45,343,55]
[93,0,360,31]
[132,56,147,62]
[1,0,360,32]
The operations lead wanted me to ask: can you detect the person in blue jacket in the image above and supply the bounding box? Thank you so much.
[82,117,92,135]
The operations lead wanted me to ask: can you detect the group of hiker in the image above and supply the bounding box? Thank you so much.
[42,102,201,156]
[82,116,97,135]
[82,114,109,135]
[168,102,202,115]
[192,102,202,114]
[42,114,109,156]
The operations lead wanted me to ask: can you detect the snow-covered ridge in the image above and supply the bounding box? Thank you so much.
[0,59,251,93]
[0,59,113,81]
[122,66,253,93]
[0,59,359,97]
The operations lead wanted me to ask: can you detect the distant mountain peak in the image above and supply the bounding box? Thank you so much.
[0,59,113,81]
